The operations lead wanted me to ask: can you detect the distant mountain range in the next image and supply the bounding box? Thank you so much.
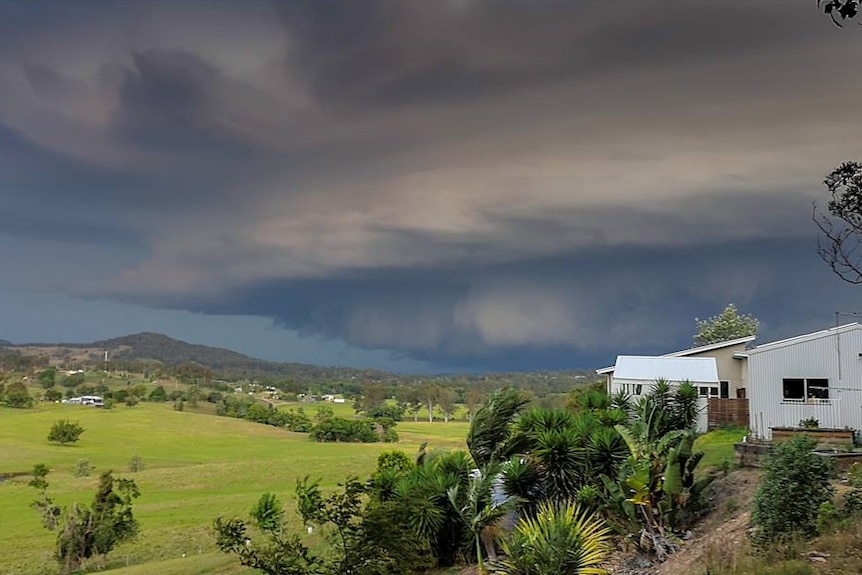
[0,332,597,389]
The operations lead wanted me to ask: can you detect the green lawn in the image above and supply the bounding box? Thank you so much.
[694,426,747,472]
[0,402,466,575]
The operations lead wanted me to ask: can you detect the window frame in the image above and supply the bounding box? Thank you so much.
[781,377,829,401]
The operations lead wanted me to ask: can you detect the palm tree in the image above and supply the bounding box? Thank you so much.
[447,465,517,574]
[467,388,531,468]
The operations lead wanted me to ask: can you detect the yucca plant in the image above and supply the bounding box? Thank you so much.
[495,500,612,575]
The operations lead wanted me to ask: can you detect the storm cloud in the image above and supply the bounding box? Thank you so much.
[1,0,861,371]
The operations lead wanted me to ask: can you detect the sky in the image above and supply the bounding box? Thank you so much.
[1,1,862,374]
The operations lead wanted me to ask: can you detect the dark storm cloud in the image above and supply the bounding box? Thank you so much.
[277,0,835,108]
[1,0,861,370]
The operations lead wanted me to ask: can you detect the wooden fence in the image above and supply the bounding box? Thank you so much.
[707,398,749,430]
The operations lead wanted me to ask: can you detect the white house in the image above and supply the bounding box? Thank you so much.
[740,323,862,440]
[597,336,754,400]
[606,355,716,432]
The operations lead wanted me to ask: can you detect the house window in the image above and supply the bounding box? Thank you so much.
[782,378,829,401]
[698,386,719,397]
[624,384,643,395]
[807,379,829,400]
[720,381,729,399]
[782,378,805,400]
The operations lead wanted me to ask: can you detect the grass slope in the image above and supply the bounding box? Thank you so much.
[0,403,466,575]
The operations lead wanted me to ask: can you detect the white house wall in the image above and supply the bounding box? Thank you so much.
[748,328,862,439]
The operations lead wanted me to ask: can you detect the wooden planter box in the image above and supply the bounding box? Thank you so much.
[771,427,855,446]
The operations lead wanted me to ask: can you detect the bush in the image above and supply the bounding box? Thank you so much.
[310,417,379,443]
[125,395,139,408]
[799,417,819,429]
[74,459,93,477]
[48,420,85,445]
[44,388,63,402]
[103,398,115,410]
[61,372,85,388]
[148,386,168,402]
[284,408,313,432]
[173,398,184,411]
[752,436,834,545]
[376,450,412,473]
[129,455,144,473]
[498,501,612,575]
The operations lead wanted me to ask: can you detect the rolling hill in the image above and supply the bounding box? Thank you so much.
[0,332,598,391]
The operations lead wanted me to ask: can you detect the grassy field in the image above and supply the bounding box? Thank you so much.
[0,396,743,575]
[0,402,467,575]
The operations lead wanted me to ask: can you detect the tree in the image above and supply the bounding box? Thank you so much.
[4,381,33,408]
[436,387,457,423]
[818,0,860,25]
[61,372,85,388]
[467,388,531,469]
[447,465,516,574]
[418,383,439,423]
[814,162,862,283]
[693,303,758,346]
[216,476,428,575]
[356,384,387,415]
[30,466,140,574]
[48,420,85,445]
[38,367,56,389]
[465,388,486,423]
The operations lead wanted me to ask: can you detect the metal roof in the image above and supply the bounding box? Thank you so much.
[612,355,719,383]
[596,335,754,374]
[739,323,860,356]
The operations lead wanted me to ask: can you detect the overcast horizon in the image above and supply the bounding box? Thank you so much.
[2,1,862,374]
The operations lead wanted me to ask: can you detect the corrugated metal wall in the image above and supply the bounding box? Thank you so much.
[748,328,862,439]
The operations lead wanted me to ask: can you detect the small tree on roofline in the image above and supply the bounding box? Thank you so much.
[693,304,759,346]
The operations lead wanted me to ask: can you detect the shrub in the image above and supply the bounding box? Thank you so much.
[129,455,144,473]
[30,466,140,575]
[48,420,85,445]
[799,417,819,429]
[844,487,862,516]
[497,501,612,575]
[376,450,412,473]
[61,372,85,388]
[817,501,840,534]
[148,386,168,402]
[103,398,115,410]
[173,398,184,411]
[125,395,139,408]
[74,459,93,478]
[751,436,834,545]
[310,417,379,443]
[284,408,313,432]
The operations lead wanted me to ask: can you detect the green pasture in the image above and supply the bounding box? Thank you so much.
[0,402,466,575]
